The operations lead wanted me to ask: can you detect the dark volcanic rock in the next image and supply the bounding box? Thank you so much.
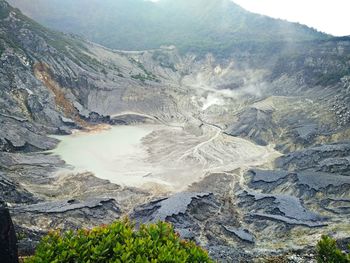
[0,151,62,165]
[14,224,46,257]
[331,77,350,127]
[248,169,350,193]
[188,173,235,194]
[318,156,350,176]
[0,202,19,263]
[0,152,64,169]
[0,172,34,204]
[0,116,59,152]
[131,192,221,241]
[320,198,350,214]
[250,213,326,228]
[208,245,252,263]
[276,142,350,174]
[292,124,318,141]
[12,198,122,233]
[249,169,290,184]
[131,191,241,260]
[13,198,118,214]
[239,191,326,227]
[131,192,211,223]
[223,226,255,243]
[296,171,350,191]
[110,114,155,125]
[225,107,275,146]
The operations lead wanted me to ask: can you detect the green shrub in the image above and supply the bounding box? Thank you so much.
[316,235,350,263]
[25,219,213,263]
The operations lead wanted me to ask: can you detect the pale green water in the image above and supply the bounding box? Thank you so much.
[50,125,168,188]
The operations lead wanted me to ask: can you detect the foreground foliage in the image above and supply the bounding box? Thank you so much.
[25,220,212,263]
[316,235,350,263]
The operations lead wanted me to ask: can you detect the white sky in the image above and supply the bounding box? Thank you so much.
[233,0,350,36]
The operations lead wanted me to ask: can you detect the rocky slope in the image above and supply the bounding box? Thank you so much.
[0,0,349,261]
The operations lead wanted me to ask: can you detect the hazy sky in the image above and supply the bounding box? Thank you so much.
[233,0,350,36]
[149,0,349,36]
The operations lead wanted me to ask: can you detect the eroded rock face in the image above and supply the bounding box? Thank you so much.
[222,226,255,244]
[238,168,350,254]
[276,142,350,174]
[12,198,122,230]
[225,107,275,146]
[248,169,350,194]
[0,202,18,263]
[0,115,59,152]
[132,192,211,223]
[131,192,218,241]
[11,198,122,255]
[128,167,350,261]
[0,172,34,204]
[240,191,326,227]
[131,191,239,260]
